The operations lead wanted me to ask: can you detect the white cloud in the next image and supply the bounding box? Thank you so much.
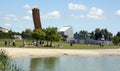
[5,23,11,27]
[3,13,19,21]
[68,3,87,11]
[28,10,32,15]
[24,4,31,9]
[87,7,105,19]
[70,14,85,19]
[42,11,60,19]
[22,16,32,21]
[115,10,120,16]
[3,16,10,22]
[23,4,39,15]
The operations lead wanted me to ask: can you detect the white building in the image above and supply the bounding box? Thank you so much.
[0,27,8,33]
[13,35,22,40]
[58,26,73,42]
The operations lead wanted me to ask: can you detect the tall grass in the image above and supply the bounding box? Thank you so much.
[0,49,23,71]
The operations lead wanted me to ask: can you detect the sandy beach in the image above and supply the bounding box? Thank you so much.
[1,48,120,58]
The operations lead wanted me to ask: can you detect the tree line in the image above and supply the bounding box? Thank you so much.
[0,27,120,45]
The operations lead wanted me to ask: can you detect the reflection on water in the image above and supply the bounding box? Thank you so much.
[30,57,58,71]
[12,56,120,71]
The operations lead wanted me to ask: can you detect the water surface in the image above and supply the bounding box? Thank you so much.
[12,56,120,71]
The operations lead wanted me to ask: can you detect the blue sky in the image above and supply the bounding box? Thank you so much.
[0,0,120,35]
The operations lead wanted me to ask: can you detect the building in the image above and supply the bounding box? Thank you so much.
[32,8,42,29]
[0,27,8,33]
[74,32,89,43]
[58,26,73,42]
[74,33,113,45]
[13,35,22,40]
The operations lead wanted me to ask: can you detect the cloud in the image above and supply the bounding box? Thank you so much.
[68,3,87,11]
[3,13,20,27]
[42,11,60,19]
[22,16,32,21]
[23,4,39,15]
[87,7,105,19]
[70,14,85,19]
[23,4,31,9]
[28,10,32,15]
[115,10,120,16]
[3,13,19,22]
[5,23,11,27]
[23,4,39,9]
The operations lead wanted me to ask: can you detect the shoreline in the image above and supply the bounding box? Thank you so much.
[0,48,120,59]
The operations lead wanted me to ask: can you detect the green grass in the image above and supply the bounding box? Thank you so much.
[52,42,120,49]
[0,39,120,49]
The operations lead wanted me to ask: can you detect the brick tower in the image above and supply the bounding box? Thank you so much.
[32,8,42,29]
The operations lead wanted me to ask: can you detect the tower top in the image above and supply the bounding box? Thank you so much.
[32,8,39,10]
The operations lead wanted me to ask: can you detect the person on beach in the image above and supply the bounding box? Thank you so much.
[8,40,11,47]
[12,40,16,47]
[4,40,7,47]
[22,40,26,47]
[70,41,73,46]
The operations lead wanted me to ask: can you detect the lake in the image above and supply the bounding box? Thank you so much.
[11,56,120,71]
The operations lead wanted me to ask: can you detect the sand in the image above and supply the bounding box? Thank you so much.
[0,48,120,58]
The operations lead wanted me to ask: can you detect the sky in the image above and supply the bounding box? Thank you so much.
[0,0,120,35]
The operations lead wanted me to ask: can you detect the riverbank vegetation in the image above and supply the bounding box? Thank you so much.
[0,49,23,71]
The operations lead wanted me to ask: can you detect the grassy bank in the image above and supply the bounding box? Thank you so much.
[0,39,120,49]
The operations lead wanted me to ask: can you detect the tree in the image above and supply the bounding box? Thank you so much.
[113,36,120,45]
[101,29,113,40]
[8,30,21,39]
[22,29,32,39]
[44,27,61,47]
[116,32,120,37]
[79,30,90,39]
[90,31,95,39]
[94,28,101,40]
[79,30,88,35]
[0,32,9,39]
[113,32,120,45]
[32,29,46,40]
[94,28,113,40]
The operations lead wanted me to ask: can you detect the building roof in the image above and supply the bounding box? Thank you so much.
[0,27,6,30]
[58,26,71,32]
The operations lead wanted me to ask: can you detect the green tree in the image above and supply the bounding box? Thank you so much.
[94,28,113,40]
[79,30,88,34]
[116,32,120,37]
[44,27,61,47]
[32,29,46,40]
[113,36,120,45]
[90,31,95,39]
[113,32,120,45]
[79,30,90,39]
[101,29,113,40]
[0,32,9,39]
[94,28,101,40]
[22,29,32,39]
[8,30,21,39]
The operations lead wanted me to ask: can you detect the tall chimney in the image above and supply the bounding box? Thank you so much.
[32,8,42,30]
